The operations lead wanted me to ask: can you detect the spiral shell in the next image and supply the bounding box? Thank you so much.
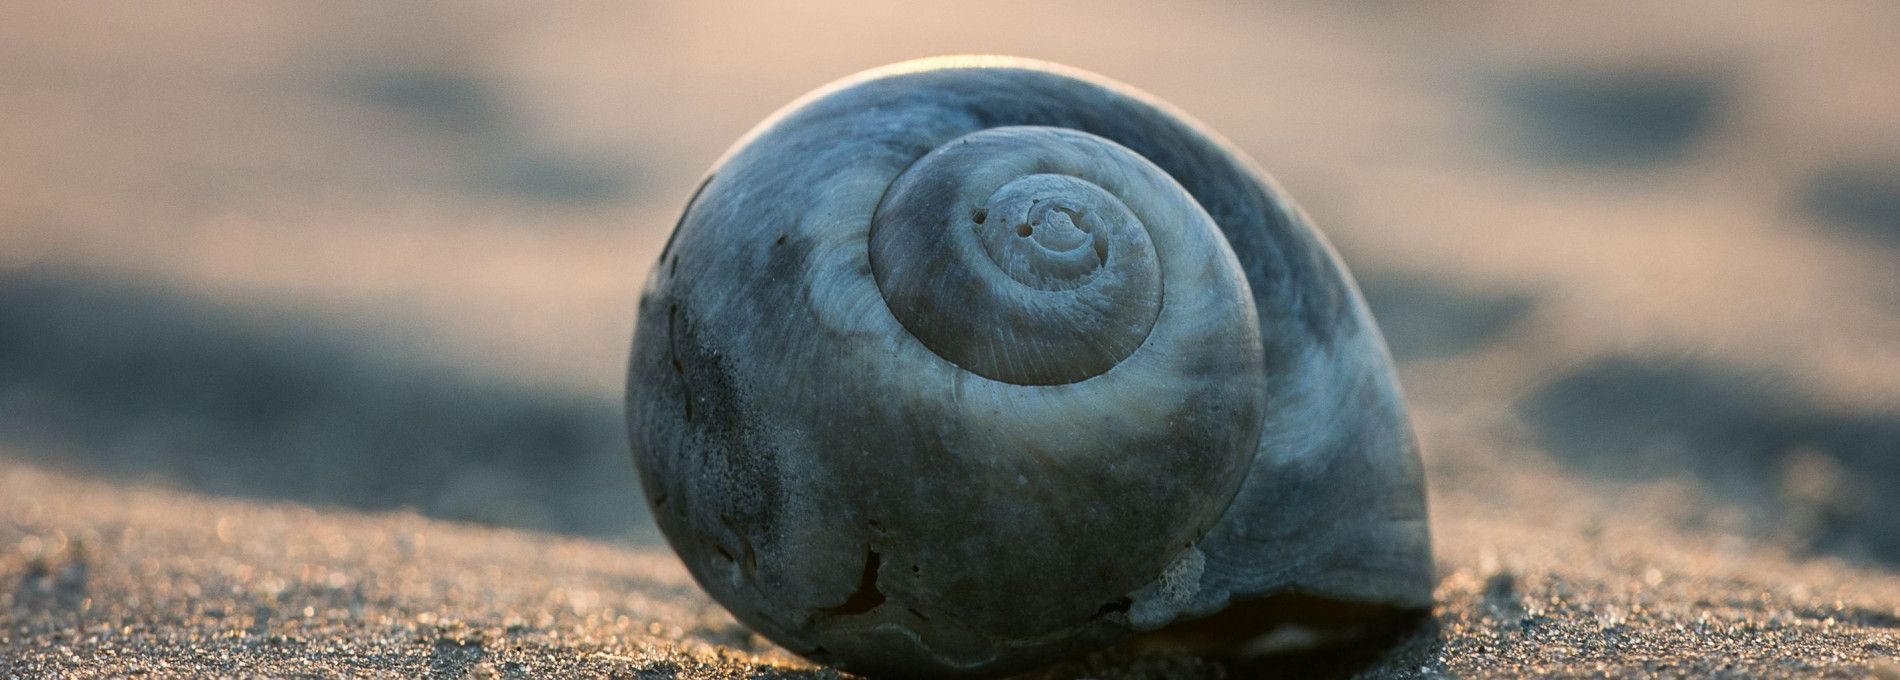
[626,56,1432,677]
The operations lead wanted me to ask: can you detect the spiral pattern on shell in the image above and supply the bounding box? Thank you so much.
[871,127,1185,385]
[627,57,1433,678]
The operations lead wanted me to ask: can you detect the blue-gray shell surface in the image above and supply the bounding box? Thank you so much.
[626,56,1432,678]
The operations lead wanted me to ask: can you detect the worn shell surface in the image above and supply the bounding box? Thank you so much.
[626,56,1432,677]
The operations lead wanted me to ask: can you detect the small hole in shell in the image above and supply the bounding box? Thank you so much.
[972,208,987,224]
[1017,224,1033,237]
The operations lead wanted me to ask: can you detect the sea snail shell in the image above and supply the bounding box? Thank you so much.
[626,56,1433,677]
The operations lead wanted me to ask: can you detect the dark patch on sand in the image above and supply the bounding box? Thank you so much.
[10,539,91,611]
[0,267,644,540]
[1496,67,1728,166]
[1800,160,1900,245]
[358,70,503,132]
[1520,356,1900,565]
[429,634,488,676]
[1357,272,1534,362]
[348,69,635,204]
[1481,570,1524,621]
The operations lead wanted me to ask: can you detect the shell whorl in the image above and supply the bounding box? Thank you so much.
[871,127,1185,385]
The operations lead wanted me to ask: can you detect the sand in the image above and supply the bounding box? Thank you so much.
[2,1,1899,677]
[3,439,1897,678]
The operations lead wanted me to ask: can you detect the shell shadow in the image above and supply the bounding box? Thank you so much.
[1518,355,1900,566]
[0,267,648,541]
[1355,272,1534,362]
[1493,66,1729,167]
[1033,595,1442,679]
[1178,597,1442,680]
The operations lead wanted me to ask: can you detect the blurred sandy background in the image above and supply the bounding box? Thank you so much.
[2,2,1898,677]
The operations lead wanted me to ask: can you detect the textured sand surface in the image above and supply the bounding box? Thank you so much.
[4,441,1898,678]
[3,1,1900,677]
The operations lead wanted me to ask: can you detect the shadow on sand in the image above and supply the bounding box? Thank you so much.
[346,68,636,204]
[1356,272,1534,363]
[1520,355,1900,566]
[1800,159,1900,247]
[1494,66,1729,167]
[0,267,647,540]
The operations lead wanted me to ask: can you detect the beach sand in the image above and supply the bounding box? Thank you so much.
[3,2,1898,676]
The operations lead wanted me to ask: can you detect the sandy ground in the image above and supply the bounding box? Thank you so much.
[3,430,1897,678]
[3,1,1899,677]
